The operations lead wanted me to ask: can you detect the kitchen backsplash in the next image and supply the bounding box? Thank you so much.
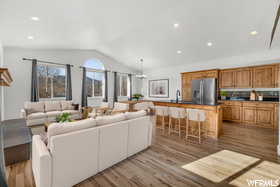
[221,91,279,98]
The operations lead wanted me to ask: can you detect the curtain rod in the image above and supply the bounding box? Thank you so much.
[79,66,137,75]
[22,58,74,67]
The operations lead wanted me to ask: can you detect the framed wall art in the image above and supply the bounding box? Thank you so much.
[149,79,169,98]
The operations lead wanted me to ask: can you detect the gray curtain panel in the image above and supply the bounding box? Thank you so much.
[128,74,132,100]
[113,72,118,102]
[103,70,108,102]
[81,67,88,107]
[66,64,72,100]
[31,59,39,102]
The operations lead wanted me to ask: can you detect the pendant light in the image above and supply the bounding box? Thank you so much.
[136,58,147,79]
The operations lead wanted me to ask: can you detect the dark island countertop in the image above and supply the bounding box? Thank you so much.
[147,100,220,106]
[218,99,279,104]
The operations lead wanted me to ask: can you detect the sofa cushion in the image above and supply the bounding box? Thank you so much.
[45,101,61,112]
[47,118,97,140]
[27,112,47,120]
[24,102,45,114]
[46,111,62,117]
[61,101,75,110]
[125,110,146,120]
[95,113,126,126]
[63,110,80,115]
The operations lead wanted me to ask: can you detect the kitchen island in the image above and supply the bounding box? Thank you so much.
[153,101,223,139]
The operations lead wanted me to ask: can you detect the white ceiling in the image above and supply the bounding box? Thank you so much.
[0,0,280,70]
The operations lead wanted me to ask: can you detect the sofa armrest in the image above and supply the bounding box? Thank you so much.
[32,135,52,187]
[20,109,27,118]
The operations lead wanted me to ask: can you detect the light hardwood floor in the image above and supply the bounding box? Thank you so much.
[5,122,280,187]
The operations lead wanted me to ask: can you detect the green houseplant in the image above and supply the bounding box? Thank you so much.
[220,90,227,100]
[56,112,72,123]
[132,93,144,101]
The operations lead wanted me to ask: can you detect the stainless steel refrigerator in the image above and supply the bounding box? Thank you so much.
[191,78,217,105]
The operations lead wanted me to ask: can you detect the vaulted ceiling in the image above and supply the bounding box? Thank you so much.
[0,0,279,70]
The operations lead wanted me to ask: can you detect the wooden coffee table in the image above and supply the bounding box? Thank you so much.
[44,122,52,132]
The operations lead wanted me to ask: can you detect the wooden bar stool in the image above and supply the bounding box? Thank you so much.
[155,106,169,133]
[168,107,186,137]
[185,109,206,144]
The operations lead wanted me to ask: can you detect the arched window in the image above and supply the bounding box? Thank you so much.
[83,59,105,70]
[83,59,105,98]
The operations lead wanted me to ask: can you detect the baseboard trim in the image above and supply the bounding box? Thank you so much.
[278,145,280,156]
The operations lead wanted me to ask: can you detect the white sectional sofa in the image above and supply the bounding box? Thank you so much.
[21,101,81,127]
[32,111,152,187]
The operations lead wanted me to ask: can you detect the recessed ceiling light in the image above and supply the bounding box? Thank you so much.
[207,42,213,47]
[30,17,40,21]
[27,36,34,40]
[173,23,179,28]
[177,50,182,54]
[250,31,258,35]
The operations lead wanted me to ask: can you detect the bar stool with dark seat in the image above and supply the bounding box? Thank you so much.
[185,109,206,144]
[168,107,186,137]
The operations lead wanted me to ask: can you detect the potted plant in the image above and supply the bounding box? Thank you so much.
[56,112,72,123]
[220,91,227,100]
[132,93,144,101]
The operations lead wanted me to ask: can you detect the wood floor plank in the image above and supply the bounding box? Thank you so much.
[230,161,280,187]
[5,122,280,187]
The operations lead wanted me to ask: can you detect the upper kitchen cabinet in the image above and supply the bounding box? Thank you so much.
[235,68,252,88]
[181,74,192,101]
[219,68,252,88]
[253,65,276,88]
[219,69,235,88]
[219,64,279,89]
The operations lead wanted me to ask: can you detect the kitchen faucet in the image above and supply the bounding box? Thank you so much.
[176,89,181,103]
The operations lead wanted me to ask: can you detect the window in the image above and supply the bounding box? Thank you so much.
[83,59,105,98]
[37,64,66,99]
[86,71,104,97]
[117,74,130,97]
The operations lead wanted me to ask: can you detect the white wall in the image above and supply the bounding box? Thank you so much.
[3,47,140,120]
[0,42,3,121]
[143,49,280,100]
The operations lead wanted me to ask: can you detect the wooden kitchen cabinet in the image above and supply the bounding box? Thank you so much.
[253,65,276,88]
[222,106,232,120]
[181,75,192,101]
[231,106,242,122]
[221,101,242,122]
[256,108,274,127]
[219,70,235,88]
[235,68,252,88]
[220,100,278,129]
[219,64,279,88]
[219,68,252,88]
[242,107,256,123]
[275,64,280,87]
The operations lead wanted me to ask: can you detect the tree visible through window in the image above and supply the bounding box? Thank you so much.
[84,59,105,98]
[37,64,66,98]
